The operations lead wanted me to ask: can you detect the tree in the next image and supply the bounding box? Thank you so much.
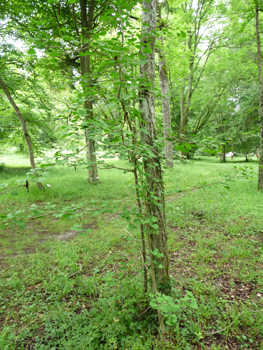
[0,75,44,190]
[1,0,111,182]
[157,0,173,168]
[139,0,170,333]
[255,2,263,189]
[79,0,99,183]
[165,0,228,160]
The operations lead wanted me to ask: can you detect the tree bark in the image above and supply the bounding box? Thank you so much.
[179,83,187,161]
[0,75,44,190]
[79,0,98,183]
[139,0,170,294]
[221,144,226,162]
[157,1,173,168]
[179,30,194,162]
[256,5,263,190]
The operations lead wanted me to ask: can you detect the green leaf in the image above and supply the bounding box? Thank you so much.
[134,59,148,65]
[128,223,137,230]
[150,224,159,230]
[27,48,36,55]
[133,219,142,225]
[151,248,164,258]
[10,190,18,196]
[142,47,152,54]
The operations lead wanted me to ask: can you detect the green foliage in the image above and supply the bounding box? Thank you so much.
[33,276,151,350]
[1,157,263,348]
[150,290,198,327]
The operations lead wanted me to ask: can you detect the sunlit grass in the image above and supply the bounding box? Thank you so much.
[1,152,263,349]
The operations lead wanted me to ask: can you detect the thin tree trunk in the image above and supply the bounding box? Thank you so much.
[0,75,44,190]
[179,84,187,161]
[179,33,193,162]
[221,144,226,162]
[256,5,263,190]
[157,1,173,168]
[139,0,170,292]
[231,137,234,159]
[139,0,170,336]
[179,110,187,161]
[80,0,98,183]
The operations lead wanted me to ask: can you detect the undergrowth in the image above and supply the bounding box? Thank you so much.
[1,154,263,349]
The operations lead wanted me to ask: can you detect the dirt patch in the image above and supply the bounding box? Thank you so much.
[214,277,258,303]
[55,222,98,241]
[0,221,98,260]
[56,231,79,241]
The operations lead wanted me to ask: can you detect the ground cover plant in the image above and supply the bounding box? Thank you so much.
[1,153,263,349]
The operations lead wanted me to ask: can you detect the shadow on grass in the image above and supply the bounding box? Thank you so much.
[0,166,31,178]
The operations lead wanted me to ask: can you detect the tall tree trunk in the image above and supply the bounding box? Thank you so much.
[179,84,187,161]
[139,0,170,291]
[221,144,226,162]
[79,0,98,183]
[139,0,170,334]
[256,5,263,190]
[157,1,173,168]
[0,75,44,190]
[179,32,194,162]
[179,110,187,161]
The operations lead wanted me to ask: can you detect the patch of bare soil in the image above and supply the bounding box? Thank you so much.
[201,334,261,350]
[56,222,97,241]
[0,222,98,261]
[214,277,258,303]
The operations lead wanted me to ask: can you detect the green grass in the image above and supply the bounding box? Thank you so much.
[1,154,263,349]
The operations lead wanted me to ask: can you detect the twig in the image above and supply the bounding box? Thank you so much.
[68,264,82,278]
[0,184,25,195]
[98,165,134,172]
[115,251,135,261]
[137,306,151,317]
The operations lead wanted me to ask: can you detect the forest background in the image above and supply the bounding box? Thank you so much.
[1,0,263,349]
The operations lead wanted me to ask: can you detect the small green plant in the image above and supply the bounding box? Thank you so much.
[149,290,198,326]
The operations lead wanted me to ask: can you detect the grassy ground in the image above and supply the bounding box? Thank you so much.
[0,153,263,349]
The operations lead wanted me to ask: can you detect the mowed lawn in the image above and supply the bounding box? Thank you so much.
[1,153,263,349]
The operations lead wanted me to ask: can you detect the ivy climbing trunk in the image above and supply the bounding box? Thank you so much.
[0,75,44,190]
[80,0,98,183]
[256,5,263,190]
[157,0,173,168]
[139,0,170,293]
